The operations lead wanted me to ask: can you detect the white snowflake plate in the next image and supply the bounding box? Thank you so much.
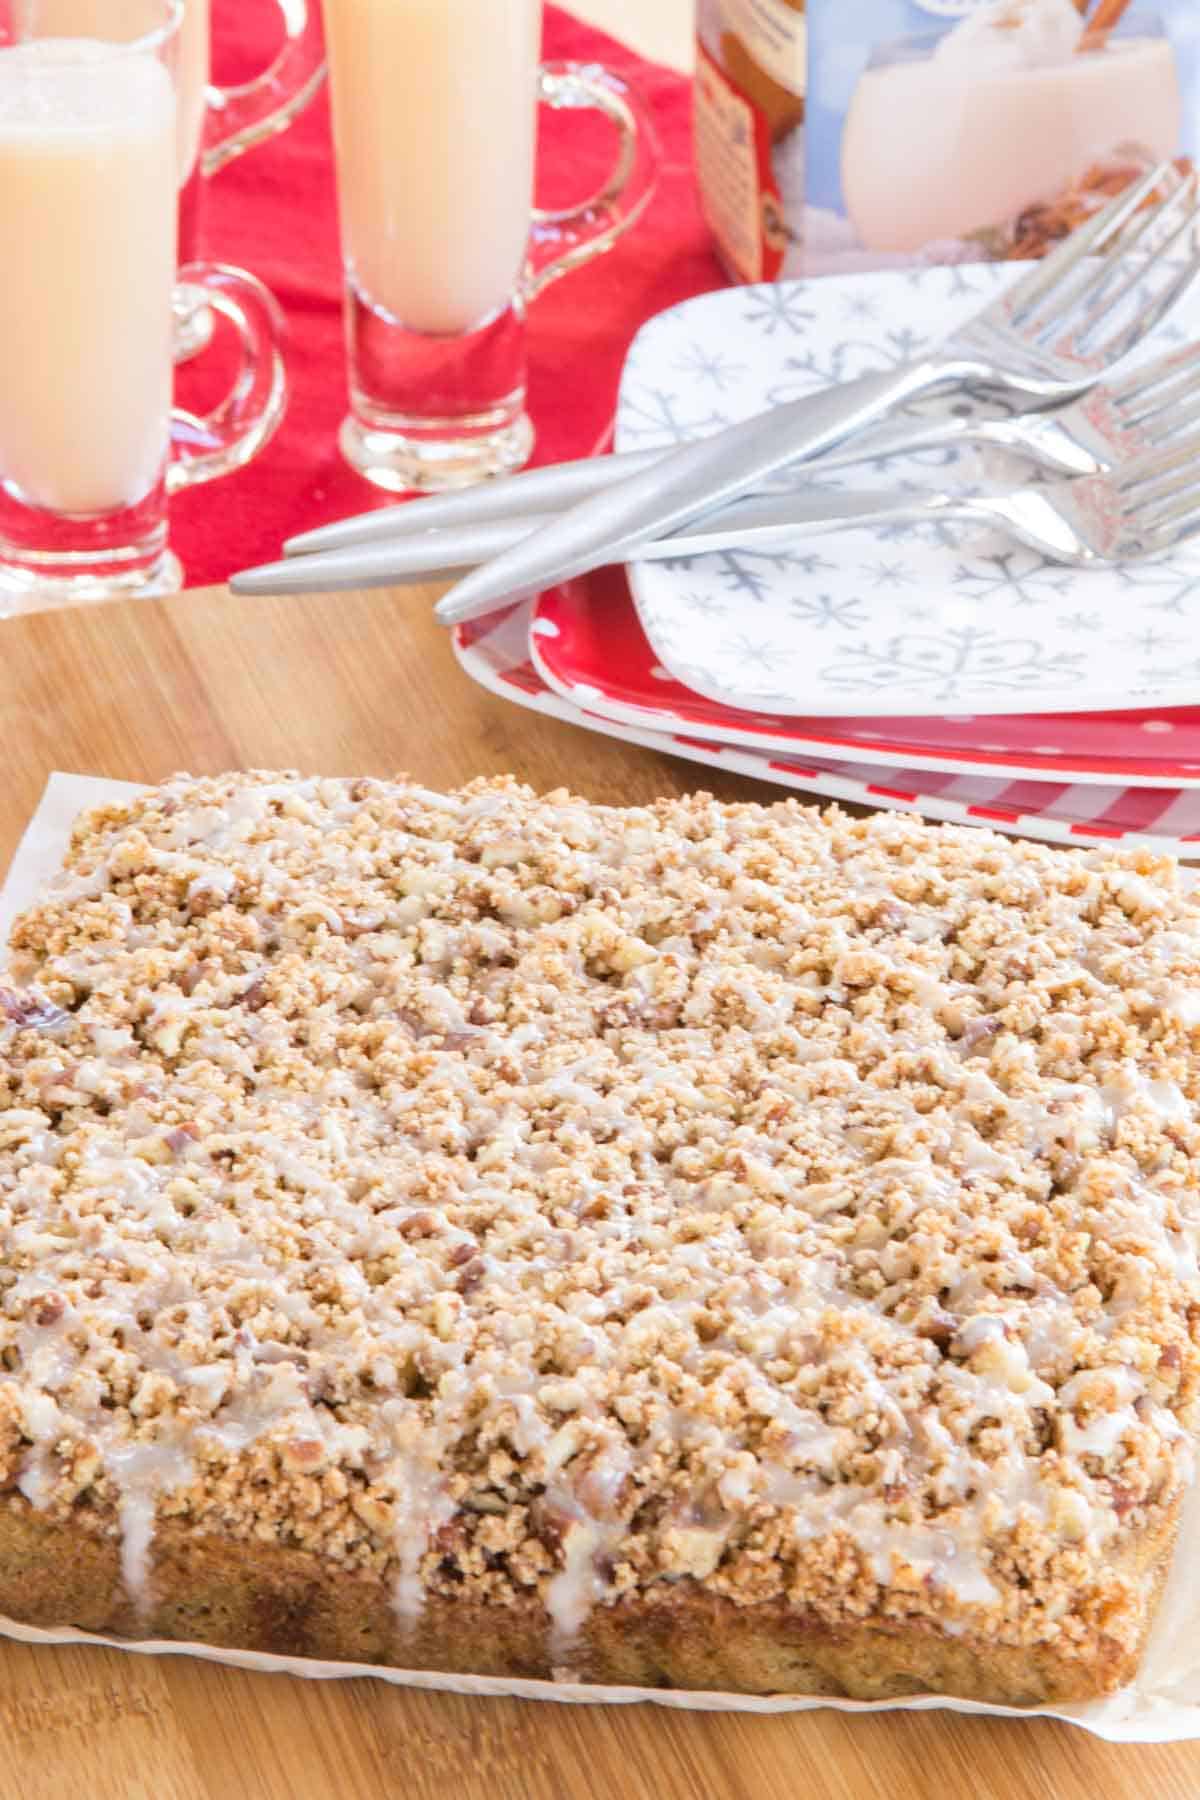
[618,267,1200,718]
[453,605,1200,858]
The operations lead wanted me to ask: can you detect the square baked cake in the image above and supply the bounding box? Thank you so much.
[1,772,1198,1701]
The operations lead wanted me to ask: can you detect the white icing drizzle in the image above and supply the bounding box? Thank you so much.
[105,1442,194,1617]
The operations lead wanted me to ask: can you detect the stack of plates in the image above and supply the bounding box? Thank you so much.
[453,270,1200,857]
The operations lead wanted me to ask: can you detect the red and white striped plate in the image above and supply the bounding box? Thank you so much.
[529,568,1200,789]
[454,603,1200,858]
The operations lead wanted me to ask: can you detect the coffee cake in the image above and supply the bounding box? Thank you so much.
[1,771,1199,1700]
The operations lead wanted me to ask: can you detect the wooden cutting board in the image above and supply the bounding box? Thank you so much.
[0,578,1198,1800]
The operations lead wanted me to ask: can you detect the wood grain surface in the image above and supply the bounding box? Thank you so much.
[1,3,1197,1794]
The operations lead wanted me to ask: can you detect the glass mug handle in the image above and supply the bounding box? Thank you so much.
[523,61,661,302]
[167,263,287,492]
[202,0,326,178]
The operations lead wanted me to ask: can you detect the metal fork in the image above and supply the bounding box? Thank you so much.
[425,163,1200,624]
[234,428,1200,597]
[280,327,1200,567]
[834,337,1200,480]
[231,340,1200,598]
[467,428,1200,572]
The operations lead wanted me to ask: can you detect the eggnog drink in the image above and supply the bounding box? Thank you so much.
[842,1,1182,255]
[0,39,176,513]
[321,0,541,334]
[17,0,209,182]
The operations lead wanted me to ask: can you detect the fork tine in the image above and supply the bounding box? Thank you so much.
[1129,372,1200,436]
[1117,431,1200,482]
[1074,178,1200,347]
[1026,183,1197,353]
[1105,344,1200,407]
[1059,186,1197,351]
[1114,346,1200,419]
[1119,373,1200,434]
[1072,171,1199,316]
[1003,162,1178,327]
[1131,472,1200,523]
[1134,484,1200,543]
[1099,243,1200,364]
[1116,433,1200,502]
[1140,393,1200,446]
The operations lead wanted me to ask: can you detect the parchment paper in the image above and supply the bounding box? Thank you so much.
[3,771,1200,1739]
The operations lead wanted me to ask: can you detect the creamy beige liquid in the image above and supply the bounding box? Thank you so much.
[175,0,210,184]
[17,0,210,182]
[842,37,1182,255]
[321,0,541,335]
[0,41,177,513]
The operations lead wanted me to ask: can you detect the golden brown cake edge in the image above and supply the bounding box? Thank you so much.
[0,1491,1179,1704]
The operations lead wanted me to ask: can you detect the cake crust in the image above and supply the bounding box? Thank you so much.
[0,1493,1177,1702]
[2,772,1200,1701]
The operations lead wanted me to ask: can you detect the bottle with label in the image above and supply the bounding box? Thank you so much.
[693,0,806,284]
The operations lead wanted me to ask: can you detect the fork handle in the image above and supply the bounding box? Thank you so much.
[559,489,982,566]
[435,489,998,626]
[620,485,1098,570]
[435,358,977,621]
[286,409,984,560]
[235,486,986,604]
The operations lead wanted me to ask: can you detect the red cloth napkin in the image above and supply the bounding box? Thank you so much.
[174,4,726,587]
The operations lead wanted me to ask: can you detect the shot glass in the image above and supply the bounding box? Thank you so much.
[0,0,287,612]
[321,0,660,493]
[19,0,325,359]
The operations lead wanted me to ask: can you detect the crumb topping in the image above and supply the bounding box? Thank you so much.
[1,772,1199,1661]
